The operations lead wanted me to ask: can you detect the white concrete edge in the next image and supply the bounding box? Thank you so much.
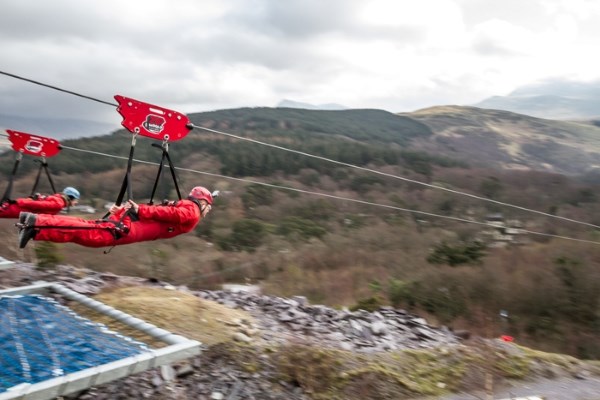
[0,282,202,400]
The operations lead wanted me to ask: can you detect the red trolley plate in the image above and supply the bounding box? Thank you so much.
[114,95,192,142]
[6,130,62,157]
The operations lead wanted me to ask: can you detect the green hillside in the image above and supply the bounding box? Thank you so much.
[404,105,600,176]
[2,106,600,360]
[189,107,433,143]
[0,108,462,200]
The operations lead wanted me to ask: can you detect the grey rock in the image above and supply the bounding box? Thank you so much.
[151,375,163,387]
[370,321,388,335]
[0,262,462,400]
[232,332,252,343]
[160,364,176,381]
[291,295,308,307]
[176,362,195,377]
[340,342,354,351]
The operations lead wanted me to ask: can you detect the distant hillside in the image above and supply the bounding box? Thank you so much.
[189,107,432,144]
[0,108,455,202]
[473,79,600,120]
[194,105,600,176]
[401,105,600,176]
[4,100,599,179]
[4,106,600,180]
[276,99,348,110]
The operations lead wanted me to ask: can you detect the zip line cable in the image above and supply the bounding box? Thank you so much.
[1,131,598,244]
[0,70,117,107]
[2,69,600,231]
[48,143,600,245]
[190,124,600,230]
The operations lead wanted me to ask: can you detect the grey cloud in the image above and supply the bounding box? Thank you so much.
[510,78,600,98]
[1,0,598,125]
[226,0,423,42]
[471,37,523,57]
[226,0,359,38]
[182,33,337,71]
[0,2,114,41]
[458,0,549,30]
[0,82,116,122]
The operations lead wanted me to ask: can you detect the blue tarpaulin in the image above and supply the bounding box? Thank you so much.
[0,294,149,393]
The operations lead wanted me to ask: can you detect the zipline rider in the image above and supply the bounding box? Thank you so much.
[17,186,213,249]
[1,187,80,219]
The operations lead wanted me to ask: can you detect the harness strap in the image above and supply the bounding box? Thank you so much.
[105,208,137,238]
[116,134,136,206]
[101,219,130,239]
[1,153,22,202]
[164,148,182,200]
[29,158,57,197]
[148,141,182,205]
[102,134,137,220]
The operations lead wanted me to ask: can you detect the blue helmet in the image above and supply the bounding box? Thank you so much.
[63,187,80,200]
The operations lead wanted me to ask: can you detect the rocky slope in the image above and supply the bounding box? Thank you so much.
[402,105,600,176]
[1,262,599,399]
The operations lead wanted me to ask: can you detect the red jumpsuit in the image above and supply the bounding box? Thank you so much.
[33,199,201,248]
[0,194,69,219]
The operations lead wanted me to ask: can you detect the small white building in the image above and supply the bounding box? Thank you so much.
[483,213,527,246]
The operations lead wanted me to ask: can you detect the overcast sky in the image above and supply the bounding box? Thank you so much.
[1,0,599,124]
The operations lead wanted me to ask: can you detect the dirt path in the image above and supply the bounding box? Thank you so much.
[433,376,600,400]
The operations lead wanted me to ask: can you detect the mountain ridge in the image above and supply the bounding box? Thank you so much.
[400,105,600,176]
[472,79,600,120]
[276,98,348,110]
[4,104,600,177]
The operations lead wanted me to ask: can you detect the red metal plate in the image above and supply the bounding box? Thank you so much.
[6,130,62,157]
[114,95,191,142]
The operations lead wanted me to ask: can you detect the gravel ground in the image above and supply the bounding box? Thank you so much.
[2,262,600,400]
[421,376,600,400]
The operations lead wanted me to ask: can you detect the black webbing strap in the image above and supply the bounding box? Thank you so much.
[102,134,137,219]
[2,153,22,202]
[116,135,136,206]
[29,158,57,196]
[165,149,182,200]
[148,141,182,205]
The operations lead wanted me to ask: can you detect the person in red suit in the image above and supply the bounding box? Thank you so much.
[17,186,213,249]
[1,187,80,219]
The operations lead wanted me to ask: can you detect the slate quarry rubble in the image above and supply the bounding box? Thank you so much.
[195,289,458,353]
[1,263,459,399]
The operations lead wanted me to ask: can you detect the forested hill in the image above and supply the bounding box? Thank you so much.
[188,107,433,144]
[2,105,600,359]
[402,105,600,176]
[5,104,600,183]
[187,105,600,177]
[0,107,464,201]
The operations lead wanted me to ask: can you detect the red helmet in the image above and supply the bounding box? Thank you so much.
[189,186,213,205]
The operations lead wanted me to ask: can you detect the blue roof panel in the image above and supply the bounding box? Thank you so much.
[0,294,149,392]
